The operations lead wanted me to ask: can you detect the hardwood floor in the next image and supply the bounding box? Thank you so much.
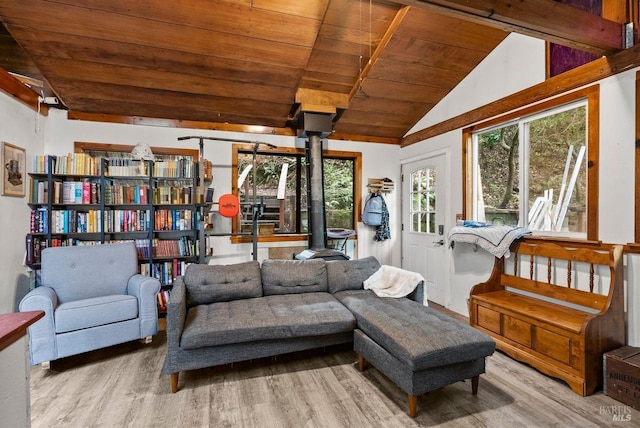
[30,310,640,427]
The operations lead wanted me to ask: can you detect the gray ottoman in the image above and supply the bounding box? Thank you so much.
[335,290,495,417]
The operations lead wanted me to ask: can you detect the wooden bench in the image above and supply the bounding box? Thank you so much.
[469,240,625,396]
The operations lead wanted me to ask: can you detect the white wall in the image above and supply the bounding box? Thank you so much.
[0,93,45,314]
[402,33,547,316]
[402,33,640,345]
[44,110,402,266]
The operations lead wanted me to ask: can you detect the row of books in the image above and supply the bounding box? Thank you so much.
[153,185,194,205]
[30,208,197,234]
[26,236,198,266]
[105,158,149,177]
[105,158,195,178]
[30,179,196,206]
[133,237,198,259]
[30,208,47,233]
[25,236,105,265]
[33,153,101,175]
[29,180,101,205]
[50,210,102,234]
[104,210,150,233]
[54,153,102,176]
[57,181,100,204]
[32,155,55,174]
[152,159,194,178]
[32,154,210,179]
[140,259,190,285]
[104,184,149,205]
[155,209,194,231]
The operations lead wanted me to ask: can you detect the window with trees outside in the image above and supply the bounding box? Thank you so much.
[464,86,599,240]
[232,145,361,238]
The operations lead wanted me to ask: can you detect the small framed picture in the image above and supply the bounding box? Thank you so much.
[2,142,26,197]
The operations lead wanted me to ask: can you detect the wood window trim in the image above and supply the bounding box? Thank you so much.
[462,85,600,241]
[635,71,640,243]
[403,42,640,148]
[229,143,362,244]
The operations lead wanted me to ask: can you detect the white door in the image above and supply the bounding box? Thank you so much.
[401,153,448,306]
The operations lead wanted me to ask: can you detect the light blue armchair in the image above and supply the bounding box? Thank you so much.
[19,242,161,366]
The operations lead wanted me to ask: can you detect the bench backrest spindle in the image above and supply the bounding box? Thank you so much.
[496,241,621,313]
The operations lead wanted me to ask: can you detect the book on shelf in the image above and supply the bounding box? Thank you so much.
[26,235,48,265]
[29,179,49,204]
[156,289,172,311]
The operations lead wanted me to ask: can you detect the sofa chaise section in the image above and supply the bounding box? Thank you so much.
[335,289,495,417]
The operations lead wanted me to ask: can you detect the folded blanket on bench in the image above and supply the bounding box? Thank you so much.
[448,224,530,258]
[364,265,425,299]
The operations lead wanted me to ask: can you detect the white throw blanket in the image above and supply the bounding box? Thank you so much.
[364,265,425,299]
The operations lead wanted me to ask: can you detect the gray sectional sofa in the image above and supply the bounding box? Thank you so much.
[162,256,494,417]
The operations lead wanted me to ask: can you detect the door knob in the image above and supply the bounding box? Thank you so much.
[433,239,444,246]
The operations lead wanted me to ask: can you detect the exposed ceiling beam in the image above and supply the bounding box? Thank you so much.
[295,88,349,114]
[0,66,47,114]
[348,6,411,102]
[389,0,625,55]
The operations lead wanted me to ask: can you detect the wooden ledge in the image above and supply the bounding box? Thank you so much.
[0,311,44,352]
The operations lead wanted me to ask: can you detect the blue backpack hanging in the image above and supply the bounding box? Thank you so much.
[362,192,383,227]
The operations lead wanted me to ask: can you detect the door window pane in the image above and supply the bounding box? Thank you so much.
[409,168,436,234]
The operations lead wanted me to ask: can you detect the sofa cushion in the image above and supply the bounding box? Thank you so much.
[184,261,262,306]
[261,259,328,295]
[335,290,495,371]
[55,294,138,334]
[180,292,355,349]
[326,256,381,294]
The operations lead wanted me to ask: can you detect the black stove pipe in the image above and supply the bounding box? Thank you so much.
[307,132,326,250]
[294,112,349,260]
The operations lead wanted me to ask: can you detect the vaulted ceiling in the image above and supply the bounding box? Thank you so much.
[0,1,629,144]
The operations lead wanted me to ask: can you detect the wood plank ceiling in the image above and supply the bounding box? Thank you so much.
[0,0,617,143]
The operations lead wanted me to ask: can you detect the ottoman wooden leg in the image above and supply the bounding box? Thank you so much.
[408,394,417,418]
[471,375,479,395]
[357,354,366,372]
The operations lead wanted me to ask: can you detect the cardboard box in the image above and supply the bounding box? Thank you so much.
[258,223,275,236]
[604,346,640,410]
